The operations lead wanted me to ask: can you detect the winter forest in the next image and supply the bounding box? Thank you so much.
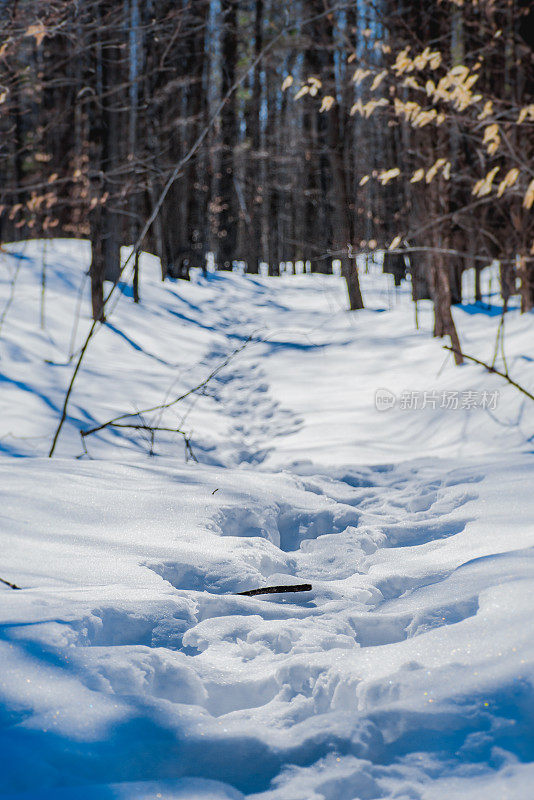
[1,1,534,799]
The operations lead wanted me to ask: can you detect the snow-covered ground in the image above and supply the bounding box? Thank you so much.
[0,240,533,799]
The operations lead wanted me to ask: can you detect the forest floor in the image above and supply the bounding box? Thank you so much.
[1,240,534,799]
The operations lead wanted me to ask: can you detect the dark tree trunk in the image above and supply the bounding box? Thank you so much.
[328,106,364,309]
[90,207,105,322]
[410,255,432,301]
[519,255,534,313]
[245,0,263,274]
[474,267,482,303]
[218,0,239,270]
[89,2,122,321]
[431,249,463,364]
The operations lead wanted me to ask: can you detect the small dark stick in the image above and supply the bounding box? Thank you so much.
[237,583,312,597]
[0,576,21,590]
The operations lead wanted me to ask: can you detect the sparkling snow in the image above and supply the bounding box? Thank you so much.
[0,240,533,799]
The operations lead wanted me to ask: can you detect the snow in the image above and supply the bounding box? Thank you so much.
[0,239,533,799]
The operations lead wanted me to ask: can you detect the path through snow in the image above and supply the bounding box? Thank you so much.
[0,242,533,799]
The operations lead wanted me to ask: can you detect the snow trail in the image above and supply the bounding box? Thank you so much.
[1,241,534,798]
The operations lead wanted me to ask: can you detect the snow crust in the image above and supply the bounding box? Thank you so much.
[0,240,533,798]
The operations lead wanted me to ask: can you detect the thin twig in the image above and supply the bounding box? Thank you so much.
[443,346,534,402]
[491,297,508,372]
[237,584,312,597]
[0,576,21,590]
[49,317,98,456]
[80,337,252,439]
[68,271,89,362]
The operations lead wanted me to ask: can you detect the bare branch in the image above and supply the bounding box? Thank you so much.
[0,576,21,590]
[80,336,252,440]
[237,584,312,597]
[443,346,534,403]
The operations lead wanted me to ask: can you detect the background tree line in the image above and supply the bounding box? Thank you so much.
[0,0,532,353]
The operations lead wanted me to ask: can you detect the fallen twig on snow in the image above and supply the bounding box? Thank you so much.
[237,583,312,597]
[443,345,534,403]
[0,576,21,590]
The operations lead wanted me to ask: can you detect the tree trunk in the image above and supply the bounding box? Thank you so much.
[431,249,463,364]
[245,0,263,274]
[89,1,122,321]
[328,106,364,310]
[518,254,534,313]
[218,0,239,270]
[128,0,141,302]
[90,207,105,322]
[474,267,482,303]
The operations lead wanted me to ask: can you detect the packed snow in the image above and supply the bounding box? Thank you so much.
[0,240,533,799]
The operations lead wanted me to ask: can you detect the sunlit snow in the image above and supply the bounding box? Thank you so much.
[0,240,533,799]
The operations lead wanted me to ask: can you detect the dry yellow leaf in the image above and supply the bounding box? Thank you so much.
[352,68,371,85]
[472,167,500,197]
[478,101,493,120]
[483,123,500,155]
[402,77,422,91]
[371,70,388,91]
[389,235,402,250]
[523,179,534,210]
[379,167,401,185]
[449,65,469,81]
[9,204,22,220]
[363,98,388,117]
[281,76,293,91]
[464,75,479,91]
[319,95,335,113]
[426,158,447,183]
[429,51,442,70]
[26,22,47,46]
[294,86,309,101]
[496,168,520,198]
[410,168,425,183]
[412,47,430,70]
[413,109,437,128]
[517,104,534,124]
[393,99,421,123]
[392,47,413,76]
